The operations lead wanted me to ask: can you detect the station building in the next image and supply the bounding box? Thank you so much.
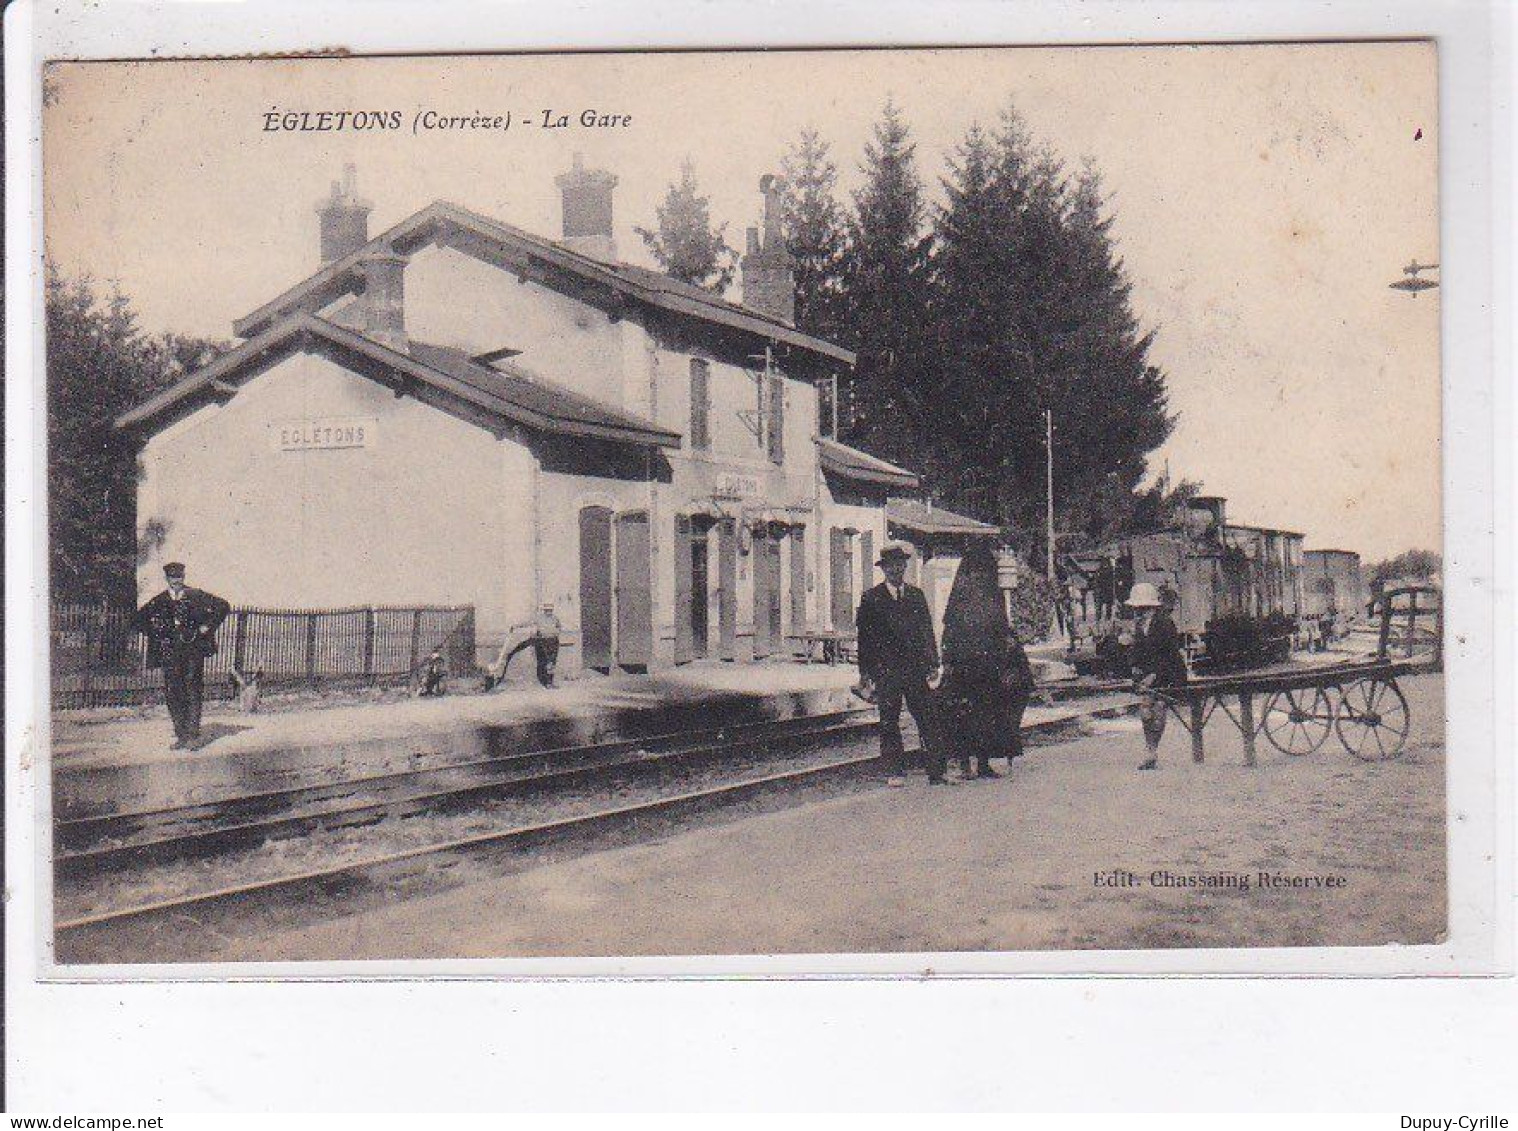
[118,160,920,673]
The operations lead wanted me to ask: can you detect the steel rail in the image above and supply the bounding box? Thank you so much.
[56,709,879,880]
[54,702,1135,950]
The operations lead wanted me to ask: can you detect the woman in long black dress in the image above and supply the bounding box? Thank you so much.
[940,543,1036,779]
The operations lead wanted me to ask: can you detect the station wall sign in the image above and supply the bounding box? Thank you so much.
[271,417,377,452]
[713,471,760,500]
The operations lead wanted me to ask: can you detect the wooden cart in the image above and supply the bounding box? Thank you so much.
[1152,584,1439,765]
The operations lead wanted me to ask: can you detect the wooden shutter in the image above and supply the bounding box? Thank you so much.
[673,514,693,664]
[830,529,854,631]
[860,530,874,602]
[615,511,652,668]
[717,518,737,660]
[767,375,785,464]
[690,359,710,451]
[691,527,710,658]
[578,507,613,671]
[752,526,772,658]
[767,536,783,649]
[789,527,807,639]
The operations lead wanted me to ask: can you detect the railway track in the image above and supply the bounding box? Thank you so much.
[53,696,1134,962]
[55,706,878,880]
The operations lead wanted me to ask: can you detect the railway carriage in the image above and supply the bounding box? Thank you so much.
[1080,495,1316,668]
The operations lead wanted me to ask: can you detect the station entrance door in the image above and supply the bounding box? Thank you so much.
[579,505,654,673]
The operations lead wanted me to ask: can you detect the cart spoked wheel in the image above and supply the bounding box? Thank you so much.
[1334,678,1410,760]
[1261,686,1336,755]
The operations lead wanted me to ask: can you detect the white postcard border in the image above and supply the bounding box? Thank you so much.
[5,0,1512,1112]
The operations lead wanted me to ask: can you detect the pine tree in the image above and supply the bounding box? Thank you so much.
[779,129,849,343]
[928,120,1035,525]
[635,158,736,293]
[46,267,226,600]
[923,105,1174,561]
[1046,161,1174,545]
[840,99,935,469]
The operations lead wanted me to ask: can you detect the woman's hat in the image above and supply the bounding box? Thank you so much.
[876,540,914,566]
[1126,581,1162,608]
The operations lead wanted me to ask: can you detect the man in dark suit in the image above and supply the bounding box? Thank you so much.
[856,541,947,786]
[132,562,231,749]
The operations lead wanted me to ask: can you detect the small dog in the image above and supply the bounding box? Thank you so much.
[230,667,264,713]
[849,675,878,705]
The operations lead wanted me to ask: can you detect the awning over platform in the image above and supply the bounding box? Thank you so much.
[886,498,1000,538]
[816,437,920,490]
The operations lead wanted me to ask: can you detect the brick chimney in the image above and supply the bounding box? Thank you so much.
[357,248,408,354]
[741,174,794,324]
[554,152,618,263]
[316,163,372,264]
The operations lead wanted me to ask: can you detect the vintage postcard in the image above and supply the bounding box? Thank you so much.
[36,43,1453,973]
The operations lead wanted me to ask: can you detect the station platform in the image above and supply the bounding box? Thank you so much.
[51,660,862,820]
[51,656,1080,822]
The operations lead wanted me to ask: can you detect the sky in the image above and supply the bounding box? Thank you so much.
[42,44,1441,562]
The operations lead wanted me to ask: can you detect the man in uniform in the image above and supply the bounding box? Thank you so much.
[132,562,231,749]
[855,541,947,786]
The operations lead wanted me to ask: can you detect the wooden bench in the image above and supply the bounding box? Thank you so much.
[793,630,858,665]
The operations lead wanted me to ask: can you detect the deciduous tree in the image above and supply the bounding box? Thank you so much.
[1367,549,1442,586]
[46,267,226,600]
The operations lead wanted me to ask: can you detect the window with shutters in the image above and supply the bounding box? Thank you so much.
[766,374,785,464]
[689,358,711,451]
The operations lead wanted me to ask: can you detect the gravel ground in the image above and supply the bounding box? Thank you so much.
[180,673,1445,960]
[55,736,879,924]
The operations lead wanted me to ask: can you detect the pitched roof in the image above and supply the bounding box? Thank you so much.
[115,313,681,449]
[1225,522,1305,539]
[886,498,1000,537]
[403,341,679,445]
[816,437,920,490]
[232,200,854,365]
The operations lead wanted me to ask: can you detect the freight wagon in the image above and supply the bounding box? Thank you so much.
[1301,549,1367,642]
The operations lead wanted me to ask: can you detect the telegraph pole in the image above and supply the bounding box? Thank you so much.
[1045,409,1056,582]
